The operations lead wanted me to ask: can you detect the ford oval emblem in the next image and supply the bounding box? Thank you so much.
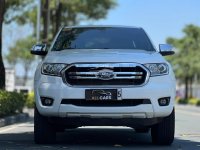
[96,69,114,80]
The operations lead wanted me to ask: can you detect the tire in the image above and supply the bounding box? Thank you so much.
[151,108,175,145]
[134,128,149,133]
[34,106,56,144]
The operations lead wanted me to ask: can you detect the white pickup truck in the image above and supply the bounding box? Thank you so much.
[31,25,176,145]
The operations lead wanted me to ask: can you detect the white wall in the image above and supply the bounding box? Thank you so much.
[5,68,15,92]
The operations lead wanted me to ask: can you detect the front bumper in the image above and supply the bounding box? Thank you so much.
[34,73,175,119]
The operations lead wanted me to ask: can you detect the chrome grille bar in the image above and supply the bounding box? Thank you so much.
[68,72,143,75]
[69,76,142,79]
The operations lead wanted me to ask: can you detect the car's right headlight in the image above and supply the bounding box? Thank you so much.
[41,63,67,76]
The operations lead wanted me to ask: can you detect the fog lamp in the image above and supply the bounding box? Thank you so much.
[41,97,54,106]
[158,97,170,106]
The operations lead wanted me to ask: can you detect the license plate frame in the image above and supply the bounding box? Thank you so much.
[85,89,122,101]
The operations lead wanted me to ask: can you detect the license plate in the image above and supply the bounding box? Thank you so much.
[85,89,119,101]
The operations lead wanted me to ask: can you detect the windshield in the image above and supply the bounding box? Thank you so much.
[52,27,156,51]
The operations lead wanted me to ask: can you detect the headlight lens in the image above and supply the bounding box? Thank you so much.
[41,63,67,76]
[144,63,169,76]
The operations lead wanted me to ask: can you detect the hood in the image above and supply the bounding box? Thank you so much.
[44,49,166,64]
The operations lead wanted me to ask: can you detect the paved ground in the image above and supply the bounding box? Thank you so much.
[0,105,200,150]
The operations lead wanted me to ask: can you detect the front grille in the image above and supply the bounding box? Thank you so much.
[62,63,148,86]
[61,99,151,107]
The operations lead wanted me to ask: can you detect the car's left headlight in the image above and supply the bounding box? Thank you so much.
[144,63,169,76]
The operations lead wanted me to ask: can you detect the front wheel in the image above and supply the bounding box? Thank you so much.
[151,108,175,145]
[34,106,56,144]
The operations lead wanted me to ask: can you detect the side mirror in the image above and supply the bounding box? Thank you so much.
[31,44,48,56]
[159,44,175,56]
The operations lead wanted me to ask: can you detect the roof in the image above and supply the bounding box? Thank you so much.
[63,25,142,29]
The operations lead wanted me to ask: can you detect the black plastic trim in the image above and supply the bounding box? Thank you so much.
[61,99,151,107]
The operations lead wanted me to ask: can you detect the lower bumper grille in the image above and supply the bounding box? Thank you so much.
[61,99,151,107]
